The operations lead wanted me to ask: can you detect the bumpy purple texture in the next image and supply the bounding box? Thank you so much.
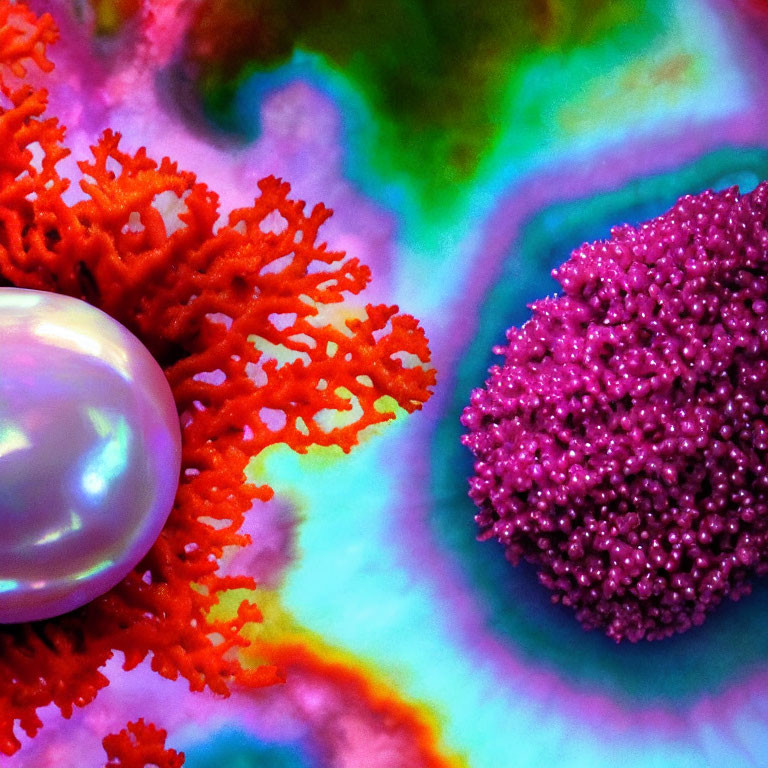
[461,183,768,642]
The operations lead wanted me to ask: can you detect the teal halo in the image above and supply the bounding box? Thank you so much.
[181,728,318,768]
[430,146,768,706]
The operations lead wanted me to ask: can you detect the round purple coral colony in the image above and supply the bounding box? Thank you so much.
[461,183,768,642]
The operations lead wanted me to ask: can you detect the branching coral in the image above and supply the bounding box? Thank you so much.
[463,183,768,642]
[0,1,434,755]
[103,720,184,768]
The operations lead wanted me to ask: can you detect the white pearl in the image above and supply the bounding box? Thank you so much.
[0,289,182,623]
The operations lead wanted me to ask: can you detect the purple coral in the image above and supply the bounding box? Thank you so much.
[461,183,768,642]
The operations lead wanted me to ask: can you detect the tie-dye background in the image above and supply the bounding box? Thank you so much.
[11,0,768,766]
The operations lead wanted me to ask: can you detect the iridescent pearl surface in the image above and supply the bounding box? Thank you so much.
[0,289,182,623]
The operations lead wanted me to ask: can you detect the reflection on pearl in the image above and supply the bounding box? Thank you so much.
[0,289,182,623]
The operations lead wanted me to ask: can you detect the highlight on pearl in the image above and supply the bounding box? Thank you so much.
[0,288,182,623]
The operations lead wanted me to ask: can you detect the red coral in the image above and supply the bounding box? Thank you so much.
[0,2,57,82]
[0,1,434,756]
[103,720,185,768]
